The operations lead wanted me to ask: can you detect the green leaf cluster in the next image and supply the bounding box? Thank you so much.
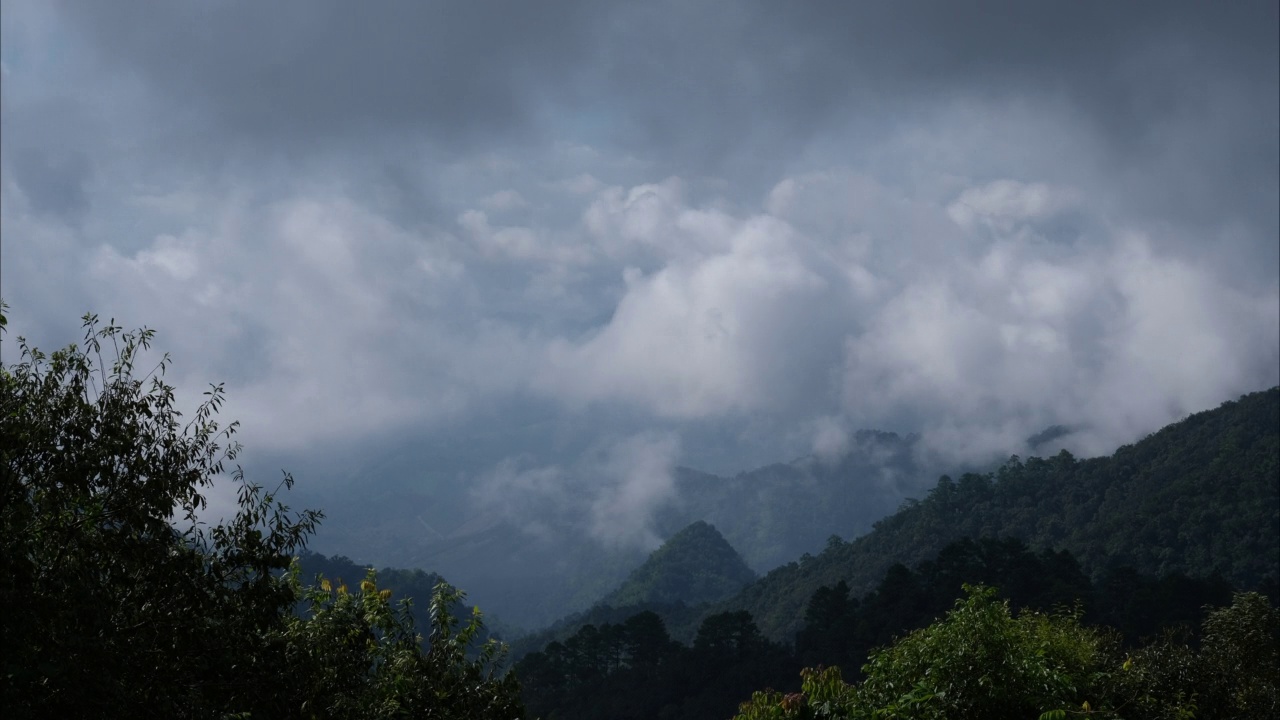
[281,568,522,719]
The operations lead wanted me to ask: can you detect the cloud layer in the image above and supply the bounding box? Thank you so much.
[3,1,1277,552]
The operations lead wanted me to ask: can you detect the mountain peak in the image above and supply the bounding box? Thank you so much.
[603,521,756,608]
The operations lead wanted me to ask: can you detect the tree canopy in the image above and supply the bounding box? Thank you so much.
[735,587,1279,720]
[0,309,523,719]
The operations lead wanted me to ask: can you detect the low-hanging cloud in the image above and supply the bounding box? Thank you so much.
[533,173,1278,471]
[472,432,681,549]
[538,212,836,418]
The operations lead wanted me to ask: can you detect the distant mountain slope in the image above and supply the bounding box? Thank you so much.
[603,521,756,608]
[655,431,921,574]
[724,387,1280,640]
[307,431,922,630]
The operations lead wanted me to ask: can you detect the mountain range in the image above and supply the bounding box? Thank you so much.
[304,386,1278,636]
[715,385,1279,639]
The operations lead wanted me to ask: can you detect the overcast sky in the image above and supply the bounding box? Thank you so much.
[3,1,1278,542]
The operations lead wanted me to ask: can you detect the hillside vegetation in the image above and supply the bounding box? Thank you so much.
[725,387,1280,640]
[516,536,1260,720]
[604,521,756,607]
[508,521,753,660]
[655,431,920,573]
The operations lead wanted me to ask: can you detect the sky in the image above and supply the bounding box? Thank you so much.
[3,0,1278,550]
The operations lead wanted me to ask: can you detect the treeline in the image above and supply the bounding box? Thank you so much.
[509,598,708,662]
[796,537,1238,676]
[517,608,792,720]
[516,537,1253,719]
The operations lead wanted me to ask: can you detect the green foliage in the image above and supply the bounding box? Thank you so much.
[734,589,1280,720]
[795,537,1231,679]
[0,312,523,719]
[293,550,519,647]
[281,569,522,719]
[1197,592,1280,715]
[1,315,314,716]
[732,665,855,720]
[1111,592,1280,719]
[856,585,1105,719]
[521,535,1250,719]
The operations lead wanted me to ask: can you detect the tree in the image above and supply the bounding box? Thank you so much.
[1196,592,1279,716]
[796,580,859,671]
[0,310,523,719]
[622,610,677,669]
[695,610,768,660]
[1112,591,1280,719]
[278,569,524,719]
[851,585,1108,719]
[734,586,1113,720]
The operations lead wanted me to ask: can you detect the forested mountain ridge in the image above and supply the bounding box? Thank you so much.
[655,430,921,574]
[515,536,1257,720]
[603,521,756,608]
[722,386,1280,640]
[303,429,922,630]
[506,522,754,660]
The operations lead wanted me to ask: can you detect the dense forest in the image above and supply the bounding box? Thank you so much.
[735,587,1278,720]
[3,308,1277,718]
[721,387,1279,640]
[514,537,1266,719]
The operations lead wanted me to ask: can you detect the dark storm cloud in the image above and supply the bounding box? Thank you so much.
[56,0,1276,266]
[9,147,92,221]
[58,1,1278,156]
[5,0,1276,508]
[54,0,601,152]
[587,0,1279,250]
